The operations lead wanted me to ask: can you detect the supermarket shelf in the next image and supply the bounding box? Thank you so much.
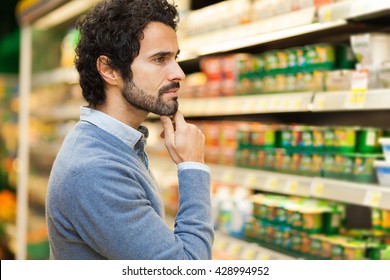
[312,89,390,111]
[213,231,296,260]
[179,0,390,61]
[179,89,390,117]
[17,0,99,28]
[30,103,81,122]
[211,164,390,211]
[178,8,345,60]
[149,156,390,211]
[28,87,390,121]
[1,223,16,258]
[165,210,295,260]
[179,92,314,117]
[28,175,49,209]
[318,0,390,22]
[32,67,79,88]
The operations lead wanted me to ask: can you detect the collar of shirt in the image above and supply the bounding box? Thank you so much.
[79,106,148,149]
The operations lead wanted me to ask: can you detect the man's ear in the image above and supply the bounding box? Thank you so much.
[96,55,120,86]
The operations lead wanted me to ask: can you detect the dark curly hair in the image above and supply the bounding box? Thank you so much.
[75,0,179,107]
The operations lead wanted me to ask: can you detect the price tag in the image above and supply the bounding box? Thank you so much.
[242,98,255,113]
[271,98,281,111]
[256,99,267,112]
[225,99,236,114]
[215,238,228,252]
[222,170,234,183]
[315,96,326,110]
[237,99,249,114]
[293,98,302,110]
[265,177,278,191]
[323,7,332,22]
[363,191,382,207]
[226,243,242,257]
[207,99,217,111]
[282,98,290,111]
[311,181,325,196]
[202,100,212,116]
[241,247,257,260]
[284,180,298,194]
[347,91,367,108]
[257,253,271,260]
[244,173,258,187]
[346,69,368,108]
[191,101,201,115]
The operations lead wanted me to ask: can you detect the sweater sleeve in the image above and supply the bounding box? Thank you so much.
[175,165,214,259]
[66,164,213,260]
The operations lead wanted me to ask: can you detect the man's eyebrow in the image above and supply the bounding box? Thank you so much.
[151,50,181,58]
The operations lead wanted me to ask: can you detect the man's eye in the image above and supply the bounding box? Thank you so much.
[155,57,166,63]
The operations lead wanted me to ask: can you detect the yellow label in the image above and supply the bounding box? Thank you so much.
[348,90,367,106]
[222,170,234,183]
[260,254,271,260]
[215,238,228,251]
[363,191,382,207]
[324,8,332,21]
[244,174,257,187]
[242,248,257,260]
[311,182,325,196]
[285,181,298,193]
[265,177,278,190]
[316,96,326,110]
[227,243,242,257]
[294,98,302,109]
[347,69,368,108]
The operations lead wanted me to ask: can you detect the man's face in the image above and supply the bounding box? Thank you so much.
[122,21,185,116]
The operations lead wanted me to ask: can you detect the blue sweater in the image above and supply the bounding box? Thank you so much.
[46,120,214,259]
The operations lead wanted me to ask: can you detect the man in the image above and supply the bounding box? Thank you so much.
[46,0,214,260]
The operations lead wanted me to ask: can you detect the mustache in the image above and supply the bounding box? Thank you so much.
[159,82,180,95]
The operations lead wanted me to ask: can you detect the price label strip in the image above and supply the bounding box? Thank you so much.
[363,191,382,207]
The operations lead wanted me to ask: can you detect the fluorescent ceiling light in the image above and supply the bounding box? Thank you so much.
[33,0,100,29]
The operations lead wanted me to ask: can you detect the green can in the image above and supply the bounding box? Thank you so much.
[333,127,357,153]
[341,154,355,180]
[324,127,335,153]
[353,154,382,183]
[356,128,383,154]
[323,153,337,179]
[371,208,382,231]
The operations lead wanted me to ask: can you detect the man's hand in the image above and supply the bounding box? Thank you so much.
[160,111,205,164]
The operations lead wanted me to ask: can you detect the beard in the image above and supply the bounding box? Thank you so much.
[121,79,179,116]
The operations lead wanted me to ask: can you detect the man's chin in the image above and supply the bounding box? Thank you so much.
[155,104,179,116]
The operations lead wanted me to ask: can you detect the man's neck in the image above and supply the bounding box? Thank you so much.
[94,96,148,129]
